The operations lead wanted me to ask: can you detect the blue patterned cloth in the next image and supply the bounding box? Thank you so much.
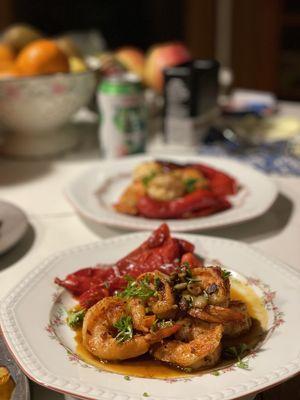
[199,142,300,175]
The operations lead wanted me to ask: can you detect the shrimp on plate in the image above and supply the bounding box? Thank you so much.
[189,301,252,337]
[153,318,223,370]
[136,271,177,319]
[173,258,252,337]
[222,301,252,337]
[189,265,231,307]
[82,297,179,361]
[171,258,231,313]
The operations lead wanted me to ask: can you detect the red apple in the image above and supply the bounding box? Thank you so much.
[114,47,145,79]
[144,42,191,92]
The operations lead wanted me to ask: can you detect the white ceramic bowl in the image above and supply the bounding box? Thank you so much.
[0,70,97,157]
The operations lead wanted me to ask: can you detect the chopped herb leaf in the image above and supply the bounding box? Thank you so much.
[66,309,86,329]
[179,262,198,284]
[143,392,150,397]
[113,316,133,343]
[184,178,198,193]
[236,359,249,370]
[142,172,156,187]
[160,320,173,328]
[183,367,193,373]
[151,319,173,332]
[239,343,249,354]
[154,277,163,290]
[124,375,131,381]
[223,343,248,359]
[211,370,220,376]
[221,269,231,280]
[117,277,157,300]
[222,343,250,370]
[181,261,190,268]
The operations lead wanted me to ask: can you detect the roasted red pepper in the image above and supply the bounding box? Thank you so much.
[156,161,237,197]
[181,252,204,268]
[116,223,187,273]
[137,189,229,219]
[191,163,237,196]
[55,224,194,308]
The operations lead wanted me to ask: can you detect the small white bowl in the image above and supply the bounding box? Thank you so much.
[0,70,97,157]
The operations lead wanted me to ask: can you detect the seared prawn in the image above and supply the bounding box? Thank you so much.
[114,181,146,215]
[172,260,231,312]
[127,297,156,332]
[189,301,252,337]
[153,318,223,370]
[82,297,179,361]
[190,265,230,307]
[222,301,252,337]
[137,271,176,319]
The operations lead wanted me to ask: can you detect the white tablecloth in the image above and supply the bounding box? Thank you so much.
[1,126,300,399]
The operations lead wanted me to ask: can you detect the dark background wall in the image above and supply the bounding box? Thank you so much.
[1,0,300,100]
[8,0,185,50]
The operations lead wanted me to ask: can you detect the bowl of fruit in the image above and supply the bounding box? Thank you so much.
[0,24,97,157]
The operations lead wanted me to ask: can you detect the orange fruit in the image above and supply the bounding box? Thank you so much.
[15,39,69,76]
[0,59,15,71]
[0,43,15,63]
[0,67,20,79]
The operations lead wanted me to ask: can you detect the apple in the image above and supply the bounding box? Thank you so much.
[144,42,191,92]
[114,47,145,79]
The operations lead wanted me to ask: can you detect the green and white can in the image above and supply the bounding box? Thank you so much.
[97,73,146,158]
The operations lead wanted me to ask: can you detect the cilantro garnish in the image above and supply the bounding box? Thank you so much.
[179,262,198,283]
[181,261,190,268]
[222,343,249,370]
[154,276,163,290]
[142,172,156,187]
[113,316,133,343]
[236,359,249,370]
[151,319,173,332]
[124,375,131,381]
[66,308,86,329]
[180,262,192,277]
[143,393,150,397]
[184,178,198,193]
[117,276,157,300]
[221,269,231,280]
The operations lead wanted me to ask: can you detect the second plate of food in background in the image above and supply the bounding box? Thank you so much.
[65,155,278,232]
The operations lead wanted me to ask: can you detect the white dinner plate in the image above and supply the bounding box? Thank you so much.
[1,231,300,400]
[65,155,278,232]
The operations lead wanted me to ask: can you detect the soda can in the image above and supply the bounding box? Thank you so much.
[97,73,146,158]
